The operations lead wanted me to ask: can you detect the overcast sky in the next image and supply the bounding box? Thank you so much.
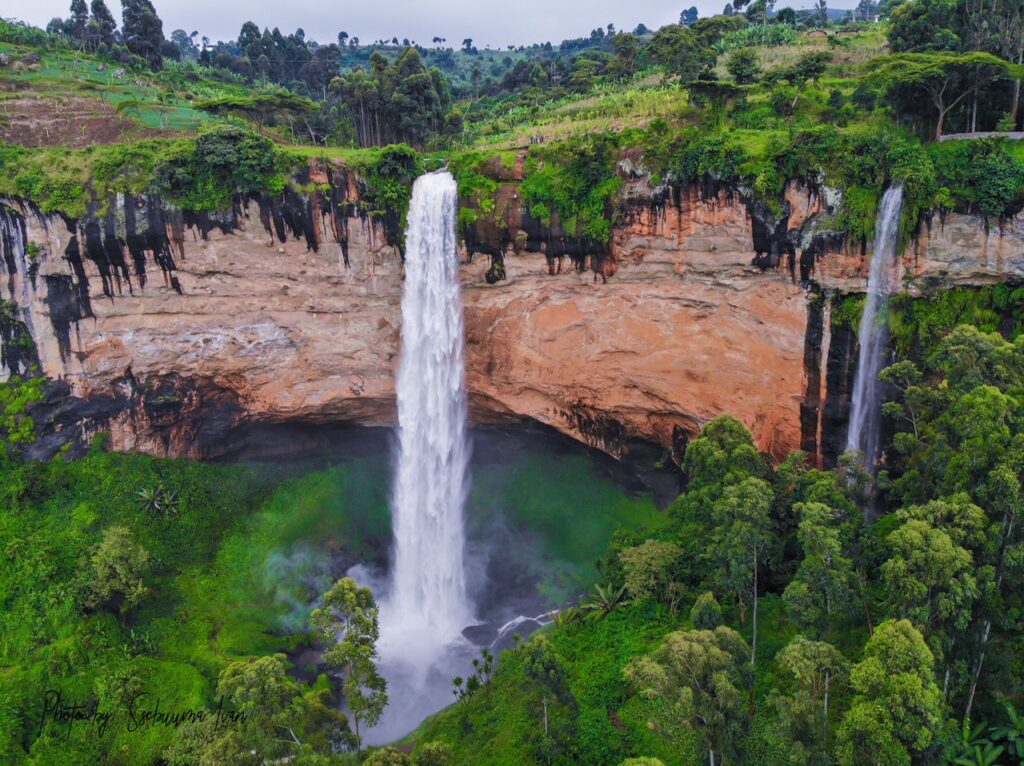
[11,0,736,48]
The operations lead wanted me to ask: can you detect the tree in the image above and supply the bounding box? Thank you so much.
[88,525,150,615]
[775,6,797,24]
[68,0,89,47]
[681,6,700,25]
[888,0,962,53]
[785,51,833,110]
[726,48,761,83]
[0,371,44,460]
[815,0,828,27]
[626,627,751,766]
[881,516,979,663]
[649,24,712,84]
[87,0,117,49]
[310,578,387,752]
[870,52,1023,139]
[217,654,300,735]
[783,502,858,636]
[836,620,946,766]
[609,33,640,80]
[619,539,683,603]
[690,592,723,630]
[775,637,848,759]
[708,476,776,664]
[121,0,165,68]
[169,29,196,61]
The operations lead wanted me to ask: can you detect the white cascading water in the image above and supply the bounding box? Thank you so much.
[387,169,470,635]
[846,184,904,469]
[365,170,474,744]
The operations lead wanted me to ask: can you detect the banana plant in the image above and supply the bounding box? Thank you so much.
[579,582,628,621]
[945,719,992,763]
[990,702,1024,759]
[952,744,1003,766]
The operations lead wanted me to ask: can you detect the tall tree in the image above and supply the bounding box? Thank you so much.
[775,636,848,759]
[68,0,89,47]
[871,52,1022,138]
[121,0,165,68]
[836,620,945,766]
[649,24,713,84]
[87,525,150,617]
[87,0,117,49]
[708,476,776,665]
[783,502,858,636]
[310,577,387,752]
[626,627,751,766]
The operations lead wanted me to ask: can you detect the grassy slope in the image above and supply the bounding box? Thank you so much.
[0,43,237,133]
[0,429,664,764]
[0,450,391,763]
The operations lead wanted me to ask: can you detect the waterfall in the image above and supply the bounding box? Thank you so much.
[387,169,470,636]
[365,170,473,743]
[845,184,904,468]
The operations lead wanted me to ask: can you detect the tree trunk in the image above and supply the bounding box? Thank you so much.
[824,671,831,748]
[857,568,874,635]
[965,513,1014,720]
[710,749,716,766]
[935,107,946,141]
[751,546,759,666]
[1013,45,1023,128]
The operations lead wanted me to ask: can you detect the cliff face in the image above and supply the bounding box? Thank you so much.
[2,164,1022,465]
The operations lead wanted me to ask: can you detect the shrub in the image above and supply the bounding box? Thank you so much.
[726,48,762,84]
[151,124,288,210]
[690,592,723,629]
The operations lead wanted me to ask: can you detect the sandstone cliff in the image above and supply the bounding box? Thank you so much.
[1,160,1021,466]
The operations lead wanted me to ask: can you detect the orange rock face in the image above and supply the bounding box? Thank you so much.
[1,179,1021,463]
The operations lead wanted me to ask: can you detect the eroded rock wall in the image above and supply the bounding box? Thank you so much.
[2,166,1021,464]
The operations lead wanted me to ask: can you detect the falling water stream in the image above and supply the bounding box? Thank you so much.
[364,170,476,744]
[846,184,905,469]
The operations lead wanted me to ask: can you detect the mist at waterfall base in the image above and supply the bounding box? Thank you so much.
[846,184,905,469]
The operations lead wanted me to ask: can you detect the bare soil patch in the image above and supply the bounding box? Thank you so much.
[0,94,161,148]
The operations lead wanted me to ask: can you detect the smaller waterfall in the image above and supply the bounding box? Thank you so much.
[846,184,904,468]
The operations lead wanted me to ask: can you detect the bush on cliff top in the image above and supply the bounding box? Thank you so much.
[0,132,424,220]
[521,133,622,244]
[151,124,291,211]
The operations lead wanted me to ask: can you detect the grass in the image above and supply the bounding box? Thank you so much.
[0,43,218,134]
[464,76,697,149]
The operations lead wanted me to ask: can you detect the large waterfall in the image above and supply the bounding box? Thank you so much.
[388,169,471,636]
[846,184,904,468]
[366,170,474,744]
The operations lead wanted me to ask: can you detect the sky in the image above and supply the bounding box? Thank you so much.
[11,0,731,48]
